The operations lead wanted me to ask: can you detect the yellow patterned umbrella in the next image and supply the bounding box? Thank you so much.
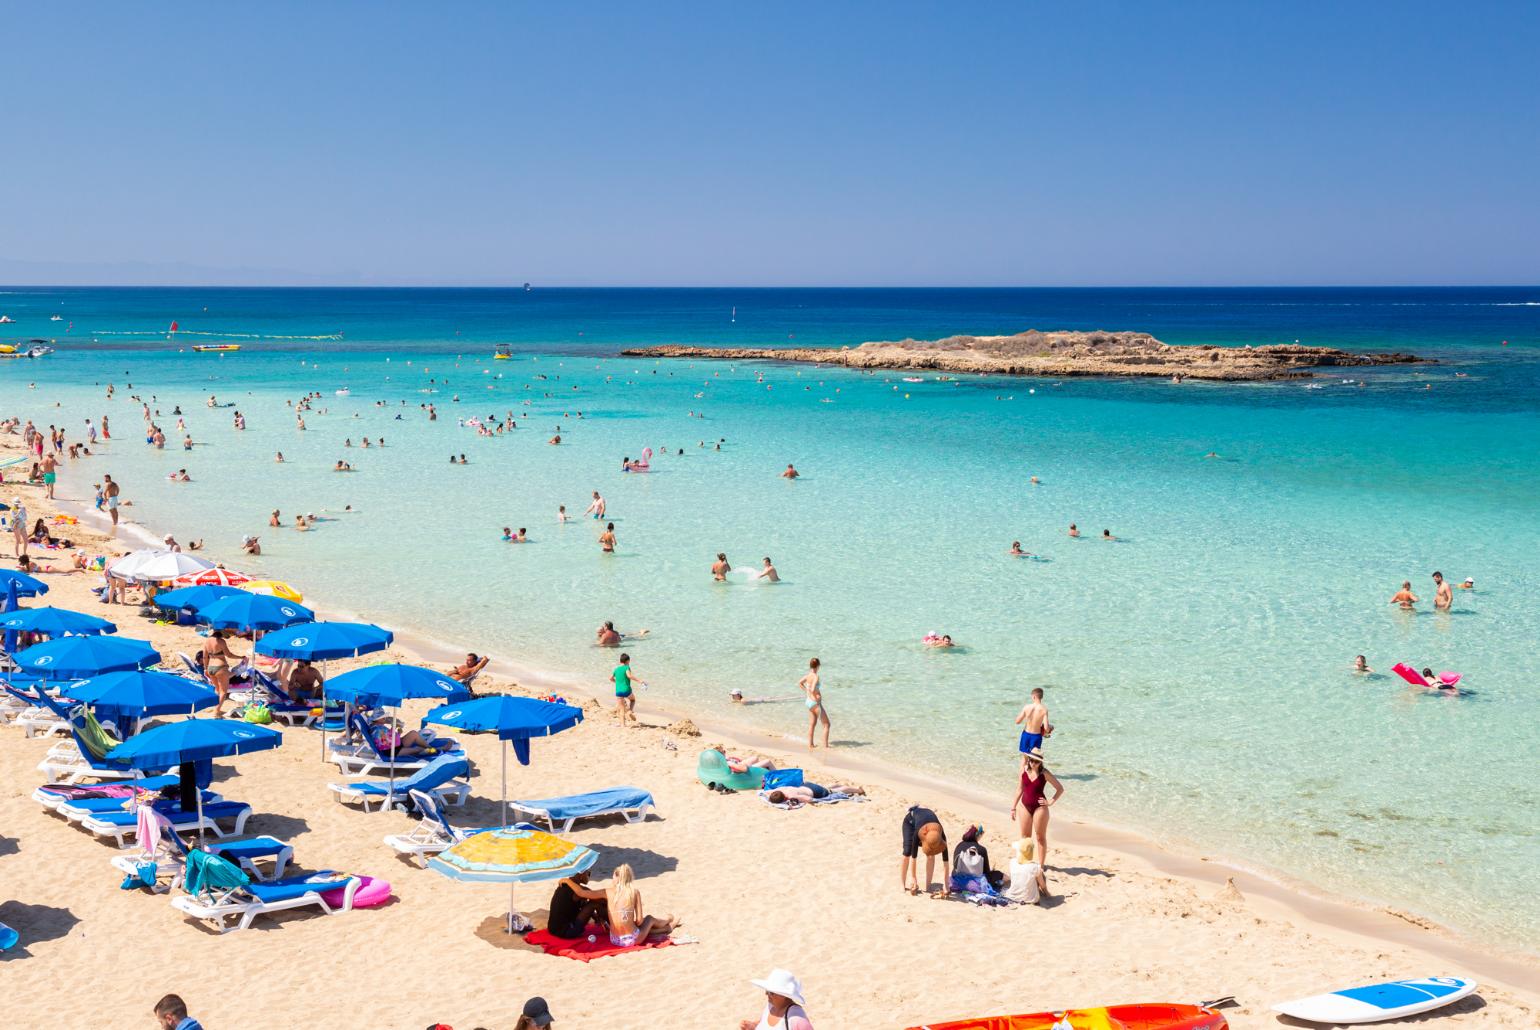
[428,824,599,933]
[241,580,303,602]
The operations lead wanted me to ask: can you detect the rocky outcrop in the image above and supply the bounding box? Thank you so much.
[621,331,1424,381]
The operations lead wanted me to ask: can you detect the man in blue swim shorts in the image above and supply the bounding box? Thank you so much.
[1014,686,1052,753]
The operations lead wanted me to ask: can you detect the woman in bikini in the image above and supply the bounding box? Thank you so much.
[202,629,241,718]
[561,863,677,948]
[1010,748,1064,870]
[799,657,830,749]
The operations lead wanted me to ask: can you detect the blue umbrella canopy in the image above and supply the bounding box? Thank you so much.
[254,621,394,660]
[197,593,314,632]
[105,719,282,769]
[14,635,158,680]
[0,569,49,598]
[422,695,583,764]
[0,606,117,638]
[327,663,471,707]
[64,670,216,717]
[152,584,245,613]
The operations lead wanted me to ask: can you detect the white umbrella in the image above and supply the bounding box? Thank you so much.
[121,552,215,583]
[106,549,169,582]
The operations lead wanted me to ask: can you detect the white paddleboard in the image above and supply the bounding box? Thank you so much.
[1272,976,1476,1024]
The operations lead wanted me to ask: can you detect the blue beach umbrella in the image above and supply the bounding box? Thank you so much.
[197,593,314,633]
[422,695,584,810]
[328,663,470,788]
[2,578,18,656]
[255,621,394,757]
[0,606,117,638]
[64,669,217,718]
[327,664,470,708]
[14,635,158,681]
[0,569,49,599]
[107,719,283,842]
[254,621,393,661]
[152,584,245,614]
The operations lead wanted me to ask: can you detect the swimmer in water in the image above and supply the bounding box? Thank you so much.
[275,452,284,462]
[757,556,779,582]
[269,510,281,527]
[781,463,799,479]
[599,522,616,553]
[1029,476,1040,484]
[1009,541,1032,557]
[1102,529,1115,541]
[1389,581,1419,610]
[1068,523,1079,538]
[1460,577,1474,590]
[501,527,512,542]
[712,552,731,581]
[557,505,568,523]
[1353,655,1373,674]
[924,634,955,649]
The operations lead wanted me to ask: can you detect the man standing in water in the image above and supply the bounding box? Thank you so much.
[1014,687,1053,754]
[1389,580,1419,609]
[612,653,644,728]
[584,491,606,519]
[40,453,58,500]
[103,474,121,528]
[1432,571,1453,611]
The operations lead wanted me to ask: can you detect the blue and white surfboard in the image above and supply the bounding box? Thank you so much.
[1272,977,1477,1024]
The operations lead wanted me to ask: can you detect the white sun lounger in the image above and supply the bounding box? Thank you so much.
[383,789,481,865]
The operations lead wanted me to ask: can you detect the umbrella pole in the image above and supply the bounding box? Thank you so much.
[388,703,398,795]
[319,661,328,761]
[501,741,507,822]
[508,881,516,935]
[196,776,205,846]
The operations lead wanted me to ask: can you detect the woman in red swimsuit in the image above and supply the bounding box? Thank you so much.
[1011,748,1065,870]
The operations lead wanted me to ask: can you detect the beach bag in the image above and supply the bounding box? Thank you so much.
[761,768,804,790]
[242,702,274,725]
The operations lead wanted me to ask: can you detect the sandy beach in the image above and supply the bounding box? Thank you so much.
[1,435,1537,1030]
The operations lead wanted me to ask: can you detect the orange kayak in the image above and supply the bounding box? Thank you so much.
[909,1004,1228,1030]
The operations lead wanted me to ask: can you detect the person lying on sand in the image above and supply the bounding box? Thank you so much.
[765,782,865,807]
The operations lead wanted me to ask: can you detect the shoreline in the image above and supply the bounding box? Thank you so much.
[44,482,1540,1000]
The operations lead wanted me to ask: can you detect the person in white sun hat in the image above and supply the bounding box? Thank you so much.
[740,968,813,1029]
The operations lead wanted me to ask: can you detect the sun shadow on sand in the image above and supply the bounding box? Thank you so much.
[0,836,19,858]
[583,845,679,879]
[473,911,548,952]
[0,901,79,957]
[1054,866,1115,878]
[249,813,312,840]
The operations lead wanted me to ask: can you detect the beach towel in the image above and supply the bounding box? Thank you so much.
[757,789,863,810]
[525,924,679,962]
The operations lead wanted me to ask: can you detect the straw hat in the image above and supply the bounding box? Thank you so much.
[1013,838,1035,863]
[751,969,806,1007]
[1023,747,1046,764]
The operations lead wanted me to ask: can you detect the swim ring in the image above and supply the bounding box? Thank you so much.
[323,875,391,909]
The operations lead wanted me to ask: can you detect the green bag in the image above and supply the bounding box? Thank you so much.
[242,702,274,725]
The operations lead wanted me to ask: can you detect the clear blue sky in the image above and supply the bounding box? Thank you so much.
[3,3,1536,286]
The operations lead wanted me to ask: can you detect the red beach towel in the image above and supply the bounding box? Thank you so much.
[525,925,676,962]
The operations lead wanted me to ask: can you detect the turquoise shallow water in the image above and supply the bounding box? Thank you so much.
[3,287,1538,950]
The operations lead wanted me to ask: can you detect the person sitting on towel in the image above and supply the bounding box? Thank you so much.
[546,870,609,939]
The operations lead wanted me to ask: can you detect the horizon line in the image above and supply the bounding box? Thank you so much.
[4,283,1538,291]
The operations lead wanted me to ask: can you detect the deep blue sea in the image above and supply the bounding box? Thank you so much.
[3,286,1538,949]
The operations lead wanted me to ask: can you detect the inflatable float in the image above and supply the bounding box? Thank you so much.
[908,1003,1228,1030]
[1391,663,1461,689]
[322,875,391,909]
[191,344,240,353]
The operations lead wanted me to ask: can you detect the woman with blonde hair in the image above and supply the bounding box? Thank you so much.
[561,863,678,948]
[1003,837,1049,904]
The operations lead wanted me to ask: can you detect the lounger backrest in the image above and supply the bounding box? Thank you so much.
[408,789,456,841]
[402,754,470,792]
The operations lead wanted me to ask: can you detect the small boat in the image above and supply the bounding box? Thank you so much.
[0,316,13,324]
[908,1003,1229,1030]
[493,344,513,360]
[191,344,241,353]
[334,388,350,396]
[49,315,62,322]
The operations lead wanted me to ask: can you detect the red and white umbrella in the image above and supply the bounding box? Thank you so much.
[172,566,252,588]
